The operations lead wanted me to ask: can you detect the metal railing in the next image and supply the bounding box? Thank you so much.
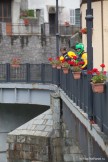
[0,64,52,83]
[10,23,41,35]
[0,63,108,136]
[41,23,80,36]
[0,23,41,36]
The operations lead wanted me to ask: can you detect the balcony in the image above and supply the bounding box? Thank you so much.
[0,22,41,36]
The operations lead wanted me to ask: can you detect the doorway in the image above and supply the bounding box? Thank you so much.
[49,13,56,35]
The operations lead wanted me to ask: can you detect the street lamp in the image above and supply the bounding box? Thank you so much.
[56,0,59,57]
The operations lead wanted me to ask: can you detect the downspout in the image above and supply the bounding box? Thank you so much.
[101,0,104,63]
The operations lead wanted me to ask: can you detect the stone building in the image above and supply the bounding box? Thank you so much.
[0,0,80,64]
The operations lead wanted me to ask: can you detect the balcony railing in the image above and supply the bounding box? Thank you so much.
[0,63,108,136]
[0,21,80,36]
[0,22,41,35]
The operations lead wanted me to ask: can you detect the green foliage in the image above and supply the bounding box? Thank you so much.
[91,73,107,83]
[27,10,34,17]
[71,66,81,72]
[20,10,35,18]
[62,62,70,69]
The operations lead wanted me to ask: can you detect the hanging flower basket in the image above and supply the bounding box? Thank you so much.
[72,72,81,79]
[62,67,69,74]
[91,82,105,93]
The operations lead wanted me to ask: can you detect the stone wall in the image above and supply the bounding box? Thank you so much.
[0,35,70,64]
[0,35,56,64]
[7,135,50,162]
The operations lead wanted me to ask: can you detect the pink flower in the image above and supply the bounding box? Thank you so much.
[103,71,106,75]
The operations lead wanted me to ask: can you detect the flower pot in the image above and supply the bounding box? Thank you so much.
[72,72,81,79]
[56,65,61,69]
[52,64,56,68]
[91,82,105,93]
[62,68,69,74]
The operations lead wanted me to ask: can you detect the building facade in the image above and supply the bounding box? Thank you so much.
[0,0,21,35]
[81,0,108,71]
[28,0,80,25]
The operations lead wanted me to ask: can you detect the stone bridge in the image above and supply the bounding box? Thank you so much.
[2,83,108,162]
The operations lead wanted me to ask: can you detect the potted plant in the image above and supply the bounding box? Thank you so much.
[64,21,70,27]
[72,66,81,79]
[24,19,29,26]
[48,57,57,68]
[80,28,87,34]
[11,57,21,68]
[68,59,84,79]
[55,57,62,69]
[61,61,70,74]
[88,64,107,93]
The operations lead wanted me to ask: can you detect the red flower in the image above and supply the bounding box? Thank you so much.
[87,70,93,75]
[48,57,53,61]
[80,28,87,34]
[24,19,29,26]
[78,61,84,65]
[68,60,75,65]
[56,57,60,60]
[92,68,98,73]
[73,56,78,60]
[61,58,65,63]
[96,71,100,75]
[100,64,105,68]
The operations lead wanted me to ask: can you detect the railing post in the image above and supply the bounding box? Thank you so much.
[6,63,10,82]
[86,0,94,120]
[100,94,104,132]
[41,63,45,83]
[56,69,60,87]
[26,63,30,82]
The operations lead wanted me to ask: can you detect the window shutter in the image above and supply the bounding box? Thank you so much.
[75,8,80,26]
[70,9,75,25]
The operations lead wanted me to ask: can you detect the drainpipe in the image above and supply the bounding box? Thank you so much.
[101,0,104,64]
[56,0,60,86]
[56,0,59,57]
[100,0,104,132]
[85,0,93,120]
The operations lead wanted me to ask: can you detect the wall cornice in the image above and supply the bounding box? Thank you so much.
[80,0,102,6]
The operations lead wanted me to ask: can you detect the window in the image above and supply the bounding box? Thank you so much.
[70,9,75,25]
[70,8,80,26]
[75,8,80,26]
[0,0,11,22]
